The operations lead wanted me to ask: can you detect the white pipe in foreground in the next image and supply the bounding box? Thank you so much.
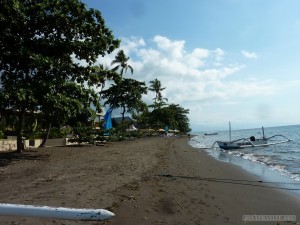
[0,203,115,221]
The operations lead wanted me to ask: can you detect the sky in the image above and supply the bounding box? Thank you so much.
[82,0,300,132]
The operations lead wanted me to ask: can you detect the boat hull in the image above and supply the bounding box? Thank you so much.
[204,132,218,136]
[217,139,268,150]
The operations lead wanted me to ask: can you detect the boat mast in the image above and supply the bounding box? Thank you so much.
[262,126,265,139]
[229,121,231,142]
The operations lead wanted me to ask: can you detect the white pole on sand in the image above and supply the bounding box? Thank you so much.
[0,203,115,221]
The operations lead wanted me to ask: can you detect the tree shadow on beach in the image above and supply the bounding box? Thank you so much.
[0,150,49,167]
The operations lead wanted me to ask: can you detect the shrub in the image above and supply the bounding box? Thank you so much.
[0,130,5,139]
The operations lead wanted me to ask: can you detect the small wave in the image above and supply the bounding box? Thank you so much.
[241,153,256,161]
[269,165,300,182]
[289,172,300,182]
[193,143,207,148]
[235,152,300,182]
[269,164,286,173]
[189,139,207,149]
[219,149,300,182]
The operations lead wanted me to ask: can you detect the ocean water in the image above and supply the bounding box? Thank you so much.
[189,125,300,193]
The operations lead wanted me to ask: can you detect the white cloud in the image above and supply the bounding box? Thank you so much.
[120,36,145,55]
[99,35,284,129]
[241,50,258,59]
[127,36,275,103]
[153,35,185,59]
[214,48,225,61]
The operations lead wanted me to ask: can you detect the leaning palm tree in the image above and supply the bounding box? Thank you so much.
[111,50,133,78]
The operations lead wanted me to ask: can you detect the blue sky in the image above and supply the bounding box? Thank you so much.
[82,0,300,131]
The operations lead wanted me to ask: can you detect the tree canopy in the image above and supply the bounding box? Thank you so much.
[102,78,148,122]
[0,0,191,150]
[0,0,120,151]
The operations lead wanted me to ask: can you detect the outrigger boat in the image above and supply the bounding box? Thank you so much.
[214,122,293,150]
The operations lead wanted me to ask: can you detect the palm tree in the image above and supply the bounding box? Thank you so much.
[111,50,133,78]
[148,78,168,109]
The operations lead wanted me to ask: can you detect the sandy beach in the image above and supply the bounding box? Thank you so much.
[0,136,300,225]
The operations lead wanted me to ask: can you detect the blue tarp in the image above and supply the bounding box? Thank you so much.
[103,108,113,130]
[165,125,169,134]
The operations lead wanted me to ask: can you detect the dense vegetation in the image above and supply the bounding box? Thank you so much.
[0,0,191,152]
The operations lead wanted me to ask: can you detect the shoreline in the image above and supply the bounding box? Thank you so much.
[0,136,299,224]
[205,146,300,197]
[189,134,300,197]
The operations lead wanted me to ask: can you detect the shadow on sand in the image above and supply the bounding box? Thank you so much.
[0,150,49,167]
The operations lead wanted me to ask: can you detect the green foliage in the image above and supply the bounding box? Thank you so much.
[27,131,42,140]
[0,1,192,146]
[141,104,191,133]
[25,126,71,140]
[102,78,148,121]
[125,130,143,139]
[48,127,71,139]
[69,125,95,144]
[67,108,95,128]
[0,130,5,139]
[165,104,191,133]
[148,78,168,109]
[0,0,120,151]
[93,128,120,142]
[142,79,191,133]
[111,50,133,78]
[103,134,122,142]
[0,124,6,139]
[66,109,97,144]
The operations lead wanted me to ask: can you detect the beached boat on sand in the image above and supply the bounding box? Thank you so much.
[214,123,293,150]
